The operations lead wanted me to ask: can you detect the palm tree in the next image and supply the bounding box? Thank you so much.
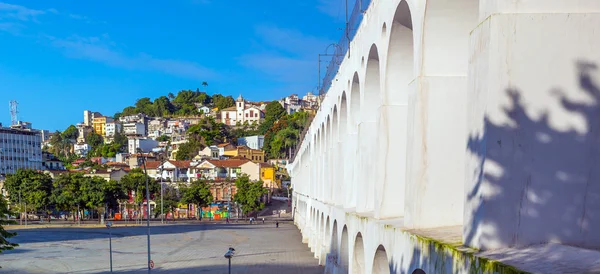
[202,82,208,93]
[168,92,175,100]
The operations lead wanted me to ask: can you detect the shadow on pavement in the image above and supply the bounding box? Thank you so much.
[5,223,275,245]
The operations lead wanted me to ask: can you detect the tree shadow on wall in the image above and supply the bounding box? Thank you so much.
[465,60,600,250]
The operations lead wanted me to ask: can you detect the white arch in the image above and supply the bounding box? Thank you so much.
[352,232,365,274]
[404,0,479,228]
[376,0,415,219]
[372,245,390,274]
[340,225,350,273]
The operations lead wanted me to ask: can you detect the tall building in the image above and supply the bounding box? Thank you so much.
[237,135,265,150]
[0,124,43,175]
[92,116,114,136]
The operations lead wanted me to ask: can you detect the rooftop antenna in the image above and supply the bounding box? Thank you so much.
[9,100,18,125]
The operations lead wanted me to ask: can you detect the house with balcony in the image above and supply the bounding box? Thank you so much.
[190,158,250,181]
[156,160,192,183]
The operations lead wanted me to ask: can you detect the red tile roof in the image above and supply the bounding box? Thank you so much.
[168,160,191,168]
[206,159,250,168]
[143,161,162,169]
[217,143,232,148]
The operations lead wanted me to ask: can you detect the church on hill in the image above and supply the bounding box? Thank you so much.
[220,94,264,126]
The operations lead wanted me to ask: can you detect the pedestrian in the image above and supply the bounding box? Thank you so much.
[276,221,279,228]
[262,217,265,224]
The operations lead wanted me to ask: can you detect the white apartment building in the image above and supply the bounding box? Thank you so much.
[123,122,146,136]
[0,125,43,175]
[237,135,264,150]
[105,122,122,137]
[128,138,159,154]
[74,143,91,156]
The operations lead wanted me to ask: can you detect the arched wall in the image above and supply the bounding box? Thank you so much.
[358,44,381,213]
[349,73,361,209]
[339,92,350,206]
[332,106,341,206]
[377,0,414,219]
[404,0,479,228]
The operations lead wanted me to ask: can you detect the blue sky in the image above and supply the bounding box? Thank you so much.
[0,0,351,131]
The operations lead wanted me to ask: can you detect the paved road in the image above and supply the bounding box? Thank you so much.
[1,223,322,273]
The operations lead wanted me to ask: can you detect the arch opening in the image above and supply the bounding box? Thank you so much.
[372,245,391,274]
[364,44,381,121]
[352,232,365,274]
[340,225,350,273]
[350,72,361,130]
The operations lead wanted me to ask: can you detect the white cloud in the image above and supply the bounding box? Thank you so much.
[0,2,47,22]
[47,34,219,80]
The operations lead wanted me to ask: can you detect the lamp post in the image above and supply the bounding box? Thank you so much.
[160,165,164,224]
[138,150,152,273]
[106,221,113,272]
[224,247,235,274]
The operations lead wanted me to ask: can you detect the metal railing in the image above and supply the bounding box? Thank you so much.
[289,0,372,164]
[319,0,372,96]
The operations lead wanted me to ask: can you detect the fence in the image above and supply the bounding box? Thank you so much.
[319,0,372,96]
[290,0,372,164]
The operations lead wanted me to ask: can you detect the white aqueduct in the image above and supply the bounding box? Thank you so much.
[287,0,600,273]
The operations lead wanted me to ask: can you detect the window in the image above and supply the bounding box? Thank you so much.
[226,112,229,119]
[245,113,248,118]
[250,110,253,117]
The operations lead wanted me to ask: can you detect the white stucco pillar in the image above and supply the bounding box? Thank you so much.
[465,1,600,250]
[357,121,377,214]
[346,132,359,209]
[375,104,407,219]
[335,140,344,206]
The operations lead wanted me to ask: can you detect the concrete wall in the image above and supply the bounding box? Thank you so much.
[288,0,600,267]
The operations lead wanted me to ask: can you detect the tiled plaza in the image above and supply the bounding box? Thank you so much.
[2,222,322,273]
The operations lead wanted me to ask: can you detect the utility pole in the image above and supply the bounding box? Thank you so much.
[160,165,164,224]
[139,150,152,273]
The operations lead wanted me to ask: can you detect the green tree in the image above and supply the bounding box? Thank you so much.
[156,135,170,142]
[121,106,138,117]
[135,97,154,115]
[86,131,104,148]
[51,172,86,221]
[233,175,267,217]
[61,125,79,140]
[121,168,159,204]
[153,96,174,117]
[180,180,213,220]
[0,194,18,260]
[103,180,128,212]
[3,170,53,213]
[156,186,181,218]
[259,101,286,134]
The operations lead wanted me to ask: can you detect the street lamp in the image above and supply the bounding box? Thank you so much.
[106,221,113,273]
[160,165,164,224]
[224,247,236,274]
[138,149,152,273]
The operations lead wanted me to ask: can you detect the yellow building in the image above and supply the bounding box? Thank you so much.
[223,145,265,162]
[92,116,113,136]
[260,163,277,188]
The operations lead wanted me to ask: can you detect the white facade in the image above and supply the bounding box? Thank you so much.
[128,138,159,154]
[221,95,264,125]
[105,122,122,137]
[0,127,42,174]
[287,0,600,273]
[123,122,146,136]
[74,143,91,157]
[198,106,210,114]
[236,135,264,150]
